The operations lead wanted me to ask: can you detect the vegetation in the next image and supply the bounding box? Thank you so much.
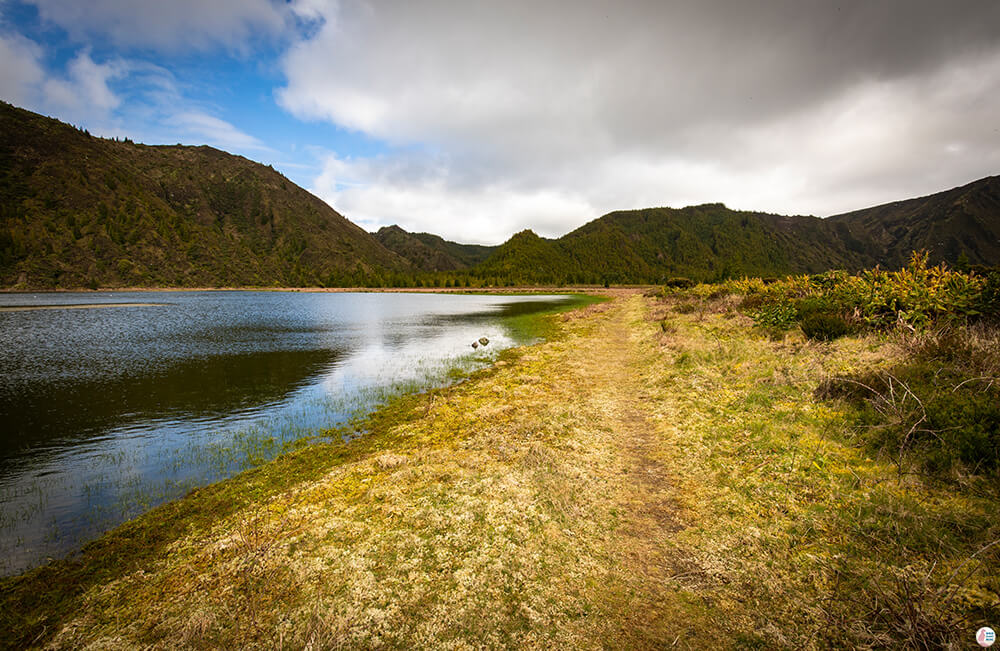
[429,178,1000,287]
[0,102,407,289]
[730,252,994,335]
[2,286,997,648]
[374,225,496,272]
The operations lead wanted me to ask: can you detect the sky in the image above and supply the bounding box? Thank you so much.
[1,1,999,245]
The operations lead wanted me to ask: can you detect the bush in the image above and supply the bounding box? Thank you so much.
[977,269,1000,318]
[663,277,696,288]
[817,325,1000,475]
[739,293,771,312]
[732,252,990,333]
[800,312,851,341]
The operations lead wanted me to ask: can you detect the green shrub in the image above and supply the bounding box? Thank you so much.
[739,293,771,312]
[800,312,851,341]
[664,277,695,288]
[978,269,1000,318]
[792,296,836,319]
[731,252,990,333]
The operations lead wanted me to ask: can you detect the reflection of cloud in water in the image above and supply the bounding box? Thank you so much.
[318,321,511,395]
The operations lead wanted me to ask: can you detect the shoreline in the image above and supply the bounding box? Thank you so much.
[0,295,610,647]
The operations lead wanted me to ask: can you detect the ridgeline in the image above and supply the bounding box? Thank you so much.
[2,101,998,289]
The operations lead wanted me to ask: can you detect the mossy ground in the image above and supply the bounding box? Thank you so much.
[2,291,997,648]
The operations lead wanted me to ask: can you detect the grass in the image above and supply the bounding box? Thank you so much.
[1,290,997,648]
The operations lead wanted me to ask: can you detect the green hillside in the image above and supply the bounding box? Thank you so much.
[3,100,997,289]
[473,181,1000,285]
[374,225,496,271]
[0,102,406,288]
[473,205,869,285]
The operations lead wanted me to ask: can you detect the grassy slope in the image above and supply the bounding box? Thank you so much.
[2,293,997,648]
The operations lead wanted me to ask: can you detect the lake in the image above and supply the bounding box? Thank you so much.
[0,290,575,575]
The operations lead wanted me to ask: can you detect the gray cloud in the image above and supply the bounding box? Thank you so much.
[275,1,1000,243]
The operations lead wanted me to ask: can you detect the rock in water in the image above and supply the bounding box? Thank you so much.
[478,337,489,346]
[471,341,479,349]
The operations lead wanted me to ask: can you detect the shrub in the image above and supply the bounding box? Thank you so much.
[738,293,771,312]
[800,312,851,341]
[733,252,989,333]
[977,269,1000,318]
[663,277,696,288]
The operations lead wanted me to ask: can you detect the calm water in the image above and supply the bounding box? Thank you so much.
[0,290,572,574]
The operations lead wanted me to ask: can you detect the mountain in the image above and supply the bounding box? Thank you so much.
[0,102,406,288]
[827,175,1000,268]
[374,225,496,271]
[473,178,1000,284]
[3,101,998,289]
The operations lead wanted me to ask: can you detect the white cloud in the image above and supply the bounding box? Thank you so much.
[0,31,45,107]
[278,1,1000,242]
[41,51,124,120]
[165,111,271,152]
[310,152,591,244]
[0,33,276,163]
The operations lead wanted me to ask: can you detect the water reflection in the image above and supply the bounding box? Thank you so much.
[0,291,572,574]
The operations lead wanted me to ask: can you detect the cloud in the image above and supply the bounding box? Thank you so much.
[165,111,271,152]
[0,37,124,122]
[24,0,293,52]
[0,31,45,107]
[279,1,1000,242]
[310,152,591,244]
[41,51,125,120]
[0,32,274,162]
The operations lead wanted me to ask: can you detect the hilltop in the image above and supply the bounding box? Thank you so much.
[828,175,1000,268]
